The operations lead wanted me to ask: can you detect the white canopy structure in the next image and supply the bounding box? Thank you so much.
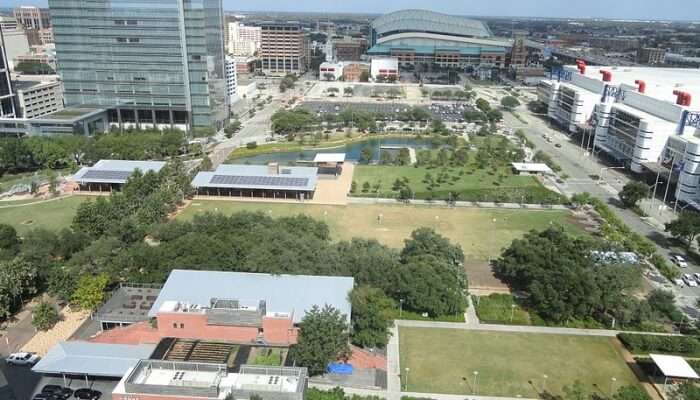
[650,354,699,380]
[313,153,346,163]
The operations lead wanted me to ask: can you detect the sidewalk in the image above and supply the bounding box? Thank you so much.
[349,197,570,211]
[0,297,42,357]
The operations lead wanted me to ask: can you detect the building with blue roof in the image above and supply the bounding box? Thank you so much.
[72,159,167,192]
[368,9,511,70]
[191,163,318,200]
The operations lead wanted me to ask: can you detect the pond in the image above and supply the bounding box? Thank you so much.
[229,137,442,165]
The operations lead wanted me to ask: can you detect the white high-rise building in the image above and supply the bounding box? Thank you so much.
[225,56,238,103]
[227,22,261,57]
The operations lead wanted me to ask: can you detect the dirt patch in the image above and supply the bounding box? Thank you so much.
[465,258,510,293]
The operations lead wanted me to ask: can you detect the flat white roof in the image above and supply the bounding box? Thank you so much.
[511,162,553,174]
[650,354,700,379]
[313,153,346,163]
[571,66,700,106]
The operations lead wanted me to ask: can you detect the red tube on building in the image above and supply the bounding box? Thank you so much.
[576,60,586,74]
[673,90,691,106]
[599,70,612,82]
[634,80,646,93]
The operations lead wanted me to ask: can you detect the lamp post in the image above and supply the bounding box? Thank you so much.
[405,367,410,391]
[399,299,404,318]
[510,304,516,323]
[610,377,617,395]
[473,371,479,395]
[542,374,548,393]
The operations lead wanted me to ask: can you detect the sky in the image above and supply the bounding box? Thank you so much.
[3,0,700,21]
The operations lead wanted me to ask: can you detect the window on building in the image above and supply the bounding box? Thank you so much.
[116,38,127,43]
[172,323,177,328]
[180,323,184,329]
[128,38,140,43]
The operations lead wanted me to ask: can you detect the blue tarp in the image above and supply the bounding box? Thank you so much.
[327,362,353,375]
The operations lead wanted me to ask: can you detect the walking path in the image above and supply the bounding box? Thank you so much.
[394,318,682,337]
[349,197,570,211]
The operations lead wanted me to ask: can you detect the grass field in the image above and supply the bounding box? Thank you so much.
[0,196,85,235]
[179,201,581,261]
[399,327,639,397]
[352,164,556,201]
[472,294,531,325]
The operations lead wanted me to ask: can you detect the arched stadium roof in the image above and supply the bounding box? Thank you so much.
[372,9,492,39]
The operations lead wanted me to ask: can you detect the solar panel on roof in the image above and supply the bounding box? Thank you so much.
[82,170,133,181]
[209,175,309,188]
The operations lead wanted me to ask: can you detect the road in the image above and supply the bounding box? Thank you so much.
[501,107,700,319]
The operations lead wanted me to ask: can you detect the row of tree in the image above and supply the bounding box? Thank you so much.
[0,129,189,175]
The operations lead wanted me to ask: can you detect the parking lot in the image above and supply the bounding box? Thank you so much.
[31,375,119,400]
[298,101,473,122]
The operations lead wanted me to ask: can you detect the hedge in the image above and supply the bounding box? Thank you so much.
[618,333,700,356]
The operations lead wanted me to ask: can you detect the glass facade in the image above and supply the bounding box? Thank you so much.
[49,0,227,129]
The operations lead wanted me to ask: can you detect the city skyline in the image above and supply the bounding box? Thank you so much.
[2,0,700,21]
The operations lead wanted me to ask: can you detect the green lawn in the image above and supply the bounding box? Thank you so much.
[179,201,581,261]
[352,164,562,204]
[472,294,531,325]
[399,327,639,397]
[0,196,86,235]
[249,348,285,366]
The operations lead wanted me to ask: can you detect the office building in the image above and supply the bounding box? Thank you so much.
[1,28,30,70]
[368,9,510,69]
[113,361,307,400]
[538,65,700,208]
[509,31,528,66]
[590,37,640,52]
[342,62,370,82]
[319,62,343,81]
[0,17,19,32]
[370,57,399,81]
[13,6,51,30]
[15,44,57,70]
[227,21,261,57]
[225,56,238,103]
[39,28,53,45]
[260,23,308,75]
[49,0,228,131]
[14,75,64,118]
[332,37,367,61]
[637,47,667,65]
[0,28,17,118]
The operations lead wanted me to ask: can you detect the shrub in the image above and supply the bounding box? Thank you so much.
[618,333,700,356]
[32,301,60,331]
[246,141,258,149]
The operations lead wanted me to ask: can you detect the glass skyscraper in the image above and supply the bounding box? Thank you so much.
[49,0,228,131]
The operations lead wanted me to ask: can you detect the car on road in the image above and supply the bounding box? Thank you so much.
[5,352,40,366]
[74,389,101,400]
[694,273,700,284]
[555,143,562,148]
[672,254,689,268]
[683,274,698,287]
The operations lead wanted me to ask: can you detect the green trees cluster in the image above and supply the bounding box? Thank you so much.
[619,181,649,209]
[279,74,297,92]
[618,333,700,355]
[496,226,680,329]
[290,305,351,375]
[0,130,188,175]
[0,258,38,320]
[72,160,192,240]
[271,109,319,137]
[32,301,60,331]
[500,96,521,110]
[665,211,700,249]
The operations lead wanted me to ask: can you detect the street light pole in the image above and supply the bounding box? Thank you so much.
[473,371,479,395]
[510,304,516,323]
[405,367,410,391]
[399,299,404,318]
[543,374,548,393]
[610,377,617,395]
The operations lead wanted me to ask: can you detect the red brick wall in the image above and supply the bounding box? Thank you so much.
[156,313,297,345]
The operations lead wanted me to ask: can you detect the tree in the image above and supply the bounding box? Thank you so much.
[14,61,55,75]
[350,286,394,348]
[647,289,680,320]
[359,146,373,164]
[32,301,60,331]
[343,87,353,96]
[401,227,465,267]
[486,109,503,122]
[0,224,19,256]
[672,382,700,400]
[665,211,700,249]
[398,254,467,317]
[619,181,649,208]
[71,274,109,311]
[476,98,491,112]
[200,155,213,171]
[613,385,649,400]
[500,96,521,110]
[290,305,350,375]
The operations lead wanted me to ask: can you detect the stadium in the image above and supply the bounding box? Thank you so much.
[367,9,511,69]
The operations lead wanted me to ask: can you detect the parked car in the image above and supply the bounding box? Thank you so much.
[683,274,698,287]
[674,278,685,287]
[5,352,40,366]
[74,389,101,400]
[43,386,73,400]
[694,273,700,284]
[672,254,689,268]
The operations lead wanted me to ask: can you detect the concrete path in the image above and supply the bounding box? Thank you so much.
[349,197,570,211]
[386,325,401,400]
[465,296,480,326]
[395,318,682,337]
